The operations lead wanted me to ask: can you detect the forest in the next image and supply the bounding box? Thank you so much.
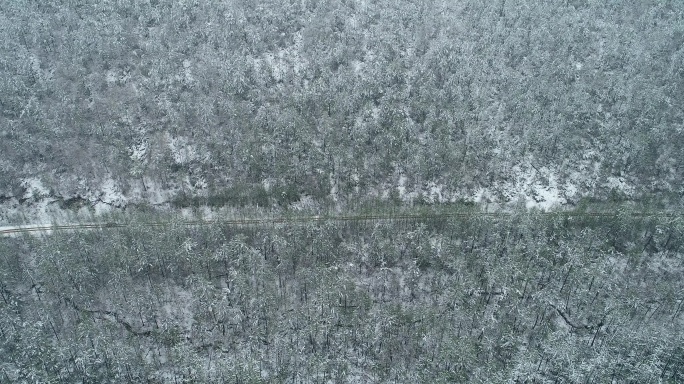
[2,211,684,382]
[1,0,683,382]
[0,0,682,215]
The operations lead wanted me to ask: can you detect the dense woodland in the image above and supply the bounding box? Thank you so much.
[1,1,684,383]
[0,0,683,211]
[2,212,684,382]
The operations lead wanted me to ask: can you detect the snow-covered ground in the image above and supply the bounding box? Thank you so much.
[1,141,640,228]
[472,161,573,210]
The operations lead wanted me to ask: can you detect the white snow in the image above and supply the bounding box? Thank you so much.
[371,106,380,120]
[129,140,148,162]
[127,178,176,205]
[470,156,580,210]
[0,223,55,237]
[105,70,118,83]
[397,175,408,198]
[166,133,198,164]
[426,182,445,203]
[329,173,339,202]
[352,59,364,74]
[606,176,635,196]
[527,183,564,210]
[351,172,360,194]
[257,31,307,81]
[473,188,495,204]
[290,195,317,211]
[21,177,51,200]
[182,59,194,83]
[98,179,127,206]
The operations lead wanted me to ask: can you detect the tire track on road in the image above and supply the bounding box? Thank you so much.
[1,211,681,236]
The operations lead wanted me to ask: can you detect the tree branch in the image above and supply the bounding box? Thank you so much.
[548,302,581,329]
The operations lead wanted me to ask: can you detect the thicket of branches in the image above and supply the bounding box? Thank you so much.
[2,212,683,382]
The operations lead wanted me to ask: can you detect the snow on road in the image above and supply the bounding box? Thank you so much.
[0,223,57,237]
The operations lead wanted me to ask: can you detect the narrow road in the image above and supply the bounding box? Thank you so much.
[1,210,681,237]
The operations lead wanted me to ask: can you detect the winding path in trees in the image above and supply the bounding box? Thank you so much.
[1,210,681,237]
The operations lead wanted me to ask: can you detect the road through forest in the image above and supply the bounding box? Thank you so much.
[1,210,682,237]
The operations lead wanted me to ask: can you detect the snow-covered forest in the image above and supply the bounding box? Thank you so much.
[4,213,684,382]
[1,0,682,218]
[1,0,683,382]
